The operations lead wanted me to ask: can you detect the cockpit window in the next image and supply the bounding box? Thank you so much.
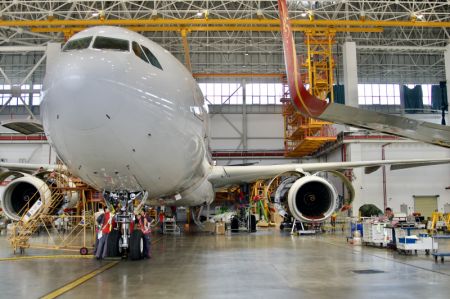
[132,41,163,71]
[63,36,93,51]
[93,36,129,51]
[132,41,149,63]
[141,45,163,70]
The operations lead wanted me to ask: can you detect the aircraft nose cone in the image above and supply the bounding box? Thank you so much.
[42,52,126,131]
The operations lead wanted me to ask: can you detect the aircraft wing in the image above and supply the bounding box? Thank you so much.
[208,158,450,188]
[277,0,450,148]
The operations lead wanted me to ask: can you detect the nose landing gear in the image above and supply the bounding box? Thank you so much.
[102,190,148,260]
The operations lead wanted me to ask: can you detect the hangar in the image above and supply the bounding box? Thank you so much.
[0,1,450,298]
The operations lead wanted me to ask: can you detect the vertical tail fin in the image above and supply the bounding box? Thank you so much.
[277,0,328,117]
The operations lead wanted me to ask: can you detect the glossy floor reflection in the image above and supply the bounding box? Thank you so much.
[1,230,450,299]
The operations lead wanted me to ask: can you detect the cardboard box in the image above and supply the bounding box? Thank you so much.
[215,222,225,235]
[204,222,215,233]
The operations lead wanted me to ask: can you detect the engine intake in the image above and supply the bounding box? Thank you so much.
[1,174,52,221]
[287,175,337,223]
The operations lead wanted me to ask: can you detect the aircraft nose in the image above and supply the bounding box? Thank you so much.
[42,52,127,131]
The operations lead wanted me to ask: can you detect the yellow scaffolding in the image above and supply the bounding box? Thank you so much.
[8,171,99,255]
[282,31,337,157]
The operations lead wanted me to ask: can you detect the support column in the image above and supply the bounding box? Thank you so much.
[45,43,61,75]
[242,79,247,162]
[444,43,450,125]
[342,41,358,107]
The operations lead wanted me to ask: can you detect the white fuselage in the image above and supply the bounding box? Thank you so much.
[41,27,212,204]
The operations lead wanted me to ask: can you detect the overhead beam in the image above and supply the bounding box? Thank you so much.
[30,26,384,34]
[193,73,284,78]
[356,45,446,52]
[0,18,449,28]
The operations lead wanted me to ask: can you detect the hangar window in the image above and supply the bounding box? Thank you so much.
[246,83,284,104]
[198,82,243,105]
[93,36,129,51]
[358,84,400,105]
[198,82,284,105]
[63,36,93,51]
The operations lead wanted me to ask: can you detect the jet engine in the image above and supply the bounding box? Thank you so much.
[0,171,78,221]
[287,175,338,223]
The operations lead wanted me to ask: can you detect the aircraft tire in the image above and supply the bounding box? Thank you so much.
[249,215,257,233]
[231,216,239,233]
[107,230,121,257]
[129,230,144,260]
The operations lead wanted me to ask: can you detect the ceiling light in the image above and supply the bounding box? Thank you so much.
[92,12,99,17]
[416,14,424,20]
[196,11,203,17]
[244,52,249,56]
[301,12,307,17]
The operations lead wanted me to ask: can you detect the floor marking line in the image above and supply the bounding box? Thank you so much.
[40,261,119,299]
[0,255,94,262]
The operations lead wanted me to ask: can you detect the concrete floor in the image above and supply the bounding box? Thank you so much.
[1,230,450,299]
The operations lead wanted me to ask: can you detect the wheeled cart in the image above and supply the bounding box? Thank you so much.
[397,234,438,255]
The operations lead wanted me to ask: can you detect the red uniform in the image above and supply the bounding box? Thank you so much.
[102,211,112,234]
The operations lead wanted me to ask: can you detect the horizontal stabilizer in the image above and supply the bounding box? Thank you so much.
[390,161,450,171]
[1,119,44,135]
[364,166,380,174]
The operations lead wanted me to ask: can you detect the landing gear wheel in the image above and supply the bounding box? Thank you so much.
[279,224,284,230]
[129,230,144,260]
[230,217,239,233]
[249,215,257,233]
[80,247,88,255]
[106,230,120,257]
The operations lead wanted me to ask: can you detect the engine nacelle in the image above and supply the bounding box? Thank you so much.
[0,172,79,221]
[287,175,338,223]
[0,173,52,221]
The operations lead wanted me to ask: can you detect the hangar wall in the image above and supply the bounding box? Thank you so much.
[342,142,450,216]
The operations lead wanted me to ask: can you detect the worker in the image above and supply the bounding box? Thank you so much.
[139,210,152,259]
[93,208,104,256]
[159,209,165,234]
[46,171,57,186]
[385,207,394,221]
[32,166,45,176]
[330,212,337,232]
[95,207,112,260]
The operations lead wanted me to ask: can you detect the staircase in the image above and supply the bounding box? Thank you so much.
[9,187,65,253]
[163,217,180,235]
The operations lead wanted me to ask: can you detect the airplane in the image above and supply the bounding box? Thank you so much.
[0,1,449,245]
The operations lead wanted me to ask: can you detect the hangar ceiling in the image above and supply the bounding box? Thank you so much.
[0,1,449,83]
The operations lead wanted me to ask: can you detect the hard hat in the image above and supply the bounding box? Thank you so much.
[130,193,136,200]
